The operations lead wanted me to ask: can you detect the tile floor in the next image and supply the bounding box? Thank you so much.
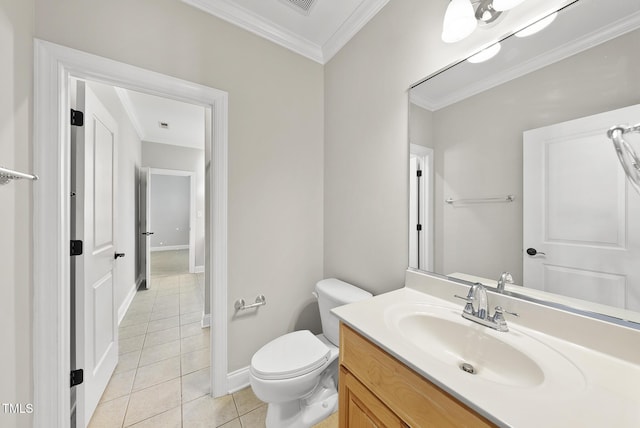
[88,251,338,427]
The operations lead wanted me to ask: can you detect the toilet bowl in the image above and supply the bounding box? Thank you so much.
[249,279,372,428]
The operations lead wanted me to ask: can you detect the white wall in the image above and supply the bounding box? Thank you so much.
[150,174,190,249]
[323,0,570,295]
[0,0,34,426]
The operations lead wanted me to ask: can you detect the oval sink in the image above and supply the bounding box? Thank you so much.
[385,303,585,390]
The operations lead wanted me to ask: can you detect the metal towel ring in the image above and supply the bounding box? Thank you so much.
[607,123,640,194]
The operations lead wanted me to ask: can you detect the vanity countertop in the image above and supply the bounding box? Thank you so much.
[332,279,640,427]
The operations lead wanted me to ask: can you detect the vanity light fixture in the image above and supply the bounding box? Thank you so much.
[441,0,528,43]
[515,12,558,37]
[467,42,501,63]
[441,0,478,43]
[492,0,526,11]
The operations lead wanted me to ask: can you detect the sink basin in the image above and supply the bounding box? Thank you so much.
[385,303,586,390]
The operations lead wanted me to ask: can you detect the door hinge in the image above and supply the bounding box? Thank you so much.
[70,240,83,256]
[417,224,422,231]
[416,169,422,177]
[70,369,84,387]
[71,109,84,127]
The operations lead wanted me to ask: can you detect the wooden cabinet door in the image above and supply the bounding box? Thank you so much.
[340,367,405,428]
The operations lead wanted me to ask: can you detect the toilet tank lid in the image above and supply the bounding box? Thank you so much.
[315,278,372,303]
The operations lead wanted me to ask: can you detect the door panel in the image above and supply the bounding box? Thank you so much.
[73,80,119,427]
[523,104,640,311]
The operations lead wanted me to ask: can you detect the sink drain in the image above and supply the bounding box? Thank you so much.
[460,362,476,375]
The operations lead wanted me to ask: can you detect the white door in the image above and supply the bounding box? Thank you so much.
[73,81,119,427]
[139,167,152,288]
[523,104,640,311]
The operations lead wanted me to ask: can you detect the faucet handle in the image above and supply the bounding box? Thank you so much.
[493,306,519,319]
[454,294,473,302]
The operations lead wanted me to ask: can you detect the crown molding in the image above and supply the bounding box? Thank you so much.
[182,0,389,64]
[322,0,390,62]
[426,10,640,111]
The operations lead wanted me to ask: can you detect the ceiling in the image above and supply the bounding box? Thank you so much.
[116,88,205,149]
[181,0,390,64]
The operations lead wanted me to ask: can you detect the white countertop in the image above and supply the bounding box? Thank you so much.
[332,283,640,427]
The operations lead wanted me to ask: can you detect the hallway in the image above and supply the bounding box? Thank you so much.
[87,267,267,427]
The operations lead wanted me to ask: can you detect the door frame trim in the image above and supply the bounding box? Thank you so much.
[33,39,229,427]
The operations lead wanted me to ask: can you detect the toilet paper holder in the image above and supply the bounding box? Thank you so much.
[235,295,266,311]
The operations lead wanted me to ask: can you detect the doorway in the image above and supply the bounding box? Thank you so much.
[33,40,229,426]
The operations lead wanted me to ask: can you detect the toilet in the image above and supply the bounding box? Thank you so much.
[250,278,372,428]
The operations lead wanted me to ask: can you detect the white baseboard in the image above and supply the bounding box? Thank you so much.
[227,366,251,394]
[118,282,138,325]
[194,265,205,273]
[151,245,189,252]
[201,312,211,328]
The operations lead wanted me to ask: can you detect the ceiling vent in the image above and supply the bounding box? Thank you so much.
[279,0,317,15]
[159,121,170,129]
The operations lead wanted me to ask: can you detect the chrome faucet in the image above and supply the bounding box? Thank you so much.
[455,283,518,332]
[496,271,514,292]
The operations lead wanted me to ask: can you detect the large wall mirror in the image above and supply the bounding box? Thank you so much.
[408,0,640,325]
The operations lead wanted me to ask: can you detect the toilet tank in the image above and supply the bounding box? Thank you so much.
[316,278,372,346]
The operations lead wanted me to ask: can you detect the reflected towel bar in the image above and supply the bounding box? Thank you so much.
[446,195,515,205]
[0,166,39,185]
[235,295,266,311]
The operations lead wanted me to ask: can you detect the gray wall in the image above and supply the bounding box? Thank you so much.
[431,29,640,283]
[150,174,191,249]
[142,142,205,268]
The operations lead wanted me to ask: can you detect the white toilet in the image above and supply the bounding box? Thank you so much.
[250,278,372,428]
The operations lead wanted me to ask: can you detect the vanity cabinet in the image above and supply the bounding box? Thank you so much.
[338,323,496,428]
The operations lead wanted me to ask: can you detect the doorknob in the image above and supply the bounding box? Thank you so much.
[526,248,546,256]
[141,232,154,236]
[114,252,125,260]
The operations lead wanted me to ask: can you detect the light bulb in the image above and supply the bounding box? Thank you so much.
[467,43,501,63]
[441,0,478,43]
[492,0,526,12]
[515,12,558,38]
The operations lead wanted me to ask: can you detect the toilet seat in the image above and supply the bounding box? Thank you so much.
[251,330,330,380]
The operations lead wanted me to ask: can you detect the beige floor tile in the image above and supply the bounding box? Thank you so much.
[100,368,136,402]
[115,350,141,374]
[133,356,181,391]
[139,339,181,367]
[180,304,203,315]
[125,406,182,428]
[181,367,210,403]
[150,307,181,321]
[232,387,264,416]
[147,315,180,333]
[181,347,210,375]
[119,334,146,354]
[239,405,267,428]
[120,322,148,340]
[88,395,128,428]
[121,312,151,328]
[156,287,181,296]
[219,418,242,428]
[143,326,180,348]
[312,411,339,428]
[124,378,182,426]
[182,394,238,428]
[180,311,202,326]
[181,322,207,339]
[181,331,210,354]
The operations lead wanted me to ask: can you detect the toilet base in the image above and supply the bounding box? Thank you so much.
[265,386,338,428]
